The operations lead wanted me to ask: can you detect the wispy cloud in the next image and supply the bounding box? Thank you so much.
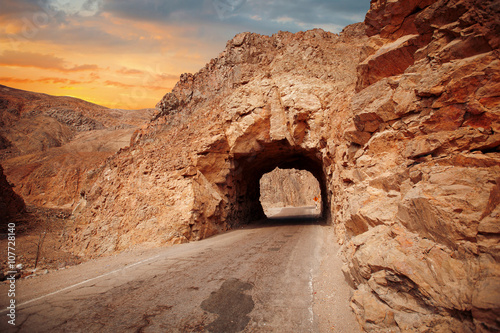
[0,50,99,72]
[116,67,145,75]
[0,76,89,85]
[115,67,178,81]
[104,80,170,91]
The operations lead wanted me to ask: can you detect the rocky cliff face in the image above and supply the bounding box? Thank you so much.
[69,0,499,331]
[259,168,320,214]
[340,1,500,330]
[71,24,367,250]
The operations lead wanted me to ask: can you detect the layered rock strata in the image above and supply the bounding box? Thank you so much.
[70,0,499,331]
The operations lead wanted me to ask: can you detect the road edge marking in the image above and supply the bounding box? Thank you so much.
[0,254,162,314]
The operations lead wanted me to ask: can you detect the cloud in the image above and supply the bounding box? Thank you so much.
[0,0,51,19]
[0,0,372,109]
[157,73,180,81]
[48,0,102,17]
[102,0,211,22]
[116,67,144,75]
[1,0,369,62]
[0,76,88,85]
[71,64,100,71]
[226,0,369,34]
[104,80,168,91]
[101,0,369,33]
[0,2,155,52]
[114,68,179,82]
[26,22,139,50]
[0,0,103,20]
[0,50,100,72]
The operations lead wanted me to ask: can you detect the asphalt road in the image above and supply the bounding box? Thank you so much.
[1,207,359,332]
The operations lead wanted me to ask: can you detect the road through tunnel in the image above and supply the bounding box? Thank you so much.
[226,140,329,226]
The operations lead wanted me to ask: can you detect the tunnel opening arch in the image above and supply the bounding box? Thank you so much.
[224,140,331,226]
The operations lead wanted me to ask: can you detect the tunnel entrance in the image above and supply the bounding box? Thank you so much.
[259,167,322,219]
[225,140,329,226]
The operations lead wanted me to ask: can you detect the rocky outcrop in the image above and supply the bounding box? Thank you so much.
[70,25,367,253]
[333,1,499,331]
[69,0,499,331]
[338,1,500,331]
[259,168,320,214]
[39,108,106,132]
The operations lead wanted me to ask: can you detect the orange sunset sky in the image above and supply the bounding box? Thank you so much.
[0,0,369,110]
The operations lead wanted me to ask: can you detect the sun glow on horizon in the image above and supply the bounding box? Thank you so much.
[0,0,369,109]
[0,2,214,109]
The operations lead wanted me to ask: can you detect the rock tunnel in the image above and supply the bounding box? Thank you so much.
[225,140,329,226]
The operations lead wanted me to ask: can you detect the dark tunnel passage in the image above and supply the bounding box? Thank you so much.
[226,140,329,225]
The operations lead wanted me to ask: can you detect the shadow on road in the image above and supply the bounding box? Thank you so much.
[247,206,326,228]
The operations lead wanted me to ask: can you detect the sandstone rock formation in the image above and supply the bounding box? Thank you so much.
[70,25,367,251]
[68,0,499,331]
[0,85,154,209]
[259,167,320,215]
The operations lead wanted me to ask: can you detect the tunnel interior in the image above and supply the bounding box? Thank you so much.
[227,140,329,225]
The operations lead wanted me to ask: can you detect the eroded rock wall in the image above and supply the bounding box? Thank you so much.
[70,0,499,331]
[337,0,500,331]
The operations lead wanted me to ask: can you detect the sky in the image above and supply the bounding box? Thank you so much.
[0,0,370,110]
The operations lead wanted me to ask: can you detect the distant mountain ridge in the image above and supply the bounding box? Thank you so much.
[0,84,153,158]
[0,84,154,209]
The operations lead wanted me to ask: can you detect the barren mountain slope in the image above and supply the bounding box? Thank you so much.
[0,85,154,209]
[68,0,499,331]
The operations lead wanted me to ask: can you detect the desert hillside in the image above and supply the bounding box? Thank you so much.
[0,84,154,210]
[0,86,154,275]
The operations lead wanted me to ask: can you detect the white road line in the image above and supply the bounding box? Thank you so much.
[308,268,315,326]
[0,254,162,314]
